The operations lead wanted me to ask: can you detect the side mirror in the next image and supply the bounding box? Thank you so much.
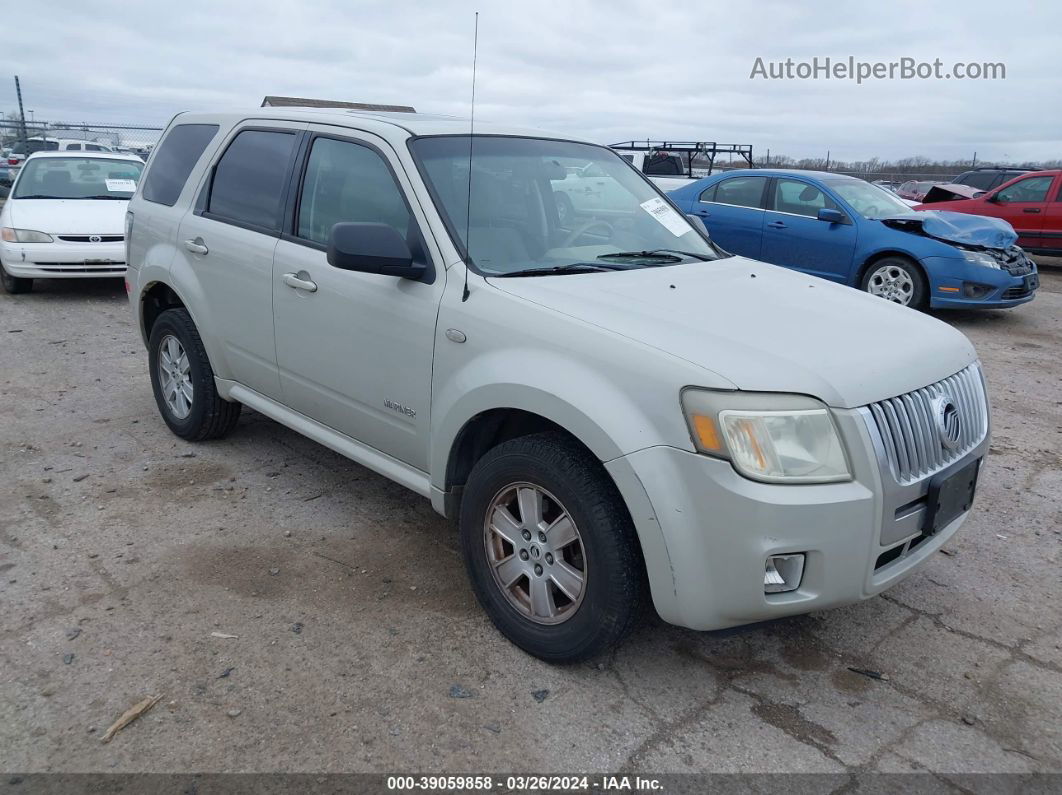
[817,208,847,224]
[327,222,425,280]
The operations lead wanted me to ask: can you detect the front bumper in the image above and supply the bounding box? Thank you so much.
[608,404,988,631]
[0,239,126,278]
[922,255,1038,309]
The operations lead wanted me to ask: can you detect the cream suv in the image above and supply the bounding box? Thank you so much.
[125,109,989,662]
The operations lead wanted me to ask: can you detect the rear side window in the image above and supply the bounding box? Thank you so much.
[956,171,996,190]
[142,123,219,206]
[85,144,104,152]
[206,129,296,231]
[712,176,767,209]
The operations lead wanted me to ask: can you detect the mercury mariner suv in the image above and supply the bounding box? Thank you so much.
[125,108,989,662]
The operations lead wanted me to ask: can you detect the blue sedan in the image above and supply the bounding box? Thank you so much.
[667,169,1039,310]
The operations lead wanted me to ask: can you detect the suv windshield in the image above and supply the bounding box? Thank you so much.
[411,136,720,275]
[13,157,143,200]
[826,178,918,219]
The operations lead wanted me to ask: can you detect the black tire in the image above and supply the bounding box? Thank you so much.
[554,191,575,227]
[0,260,32,294]
[459,431,645,663]
[147,308,241,441]
[860,256,927,310]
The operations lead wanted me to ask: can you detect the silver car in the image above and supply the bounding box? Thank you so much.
[125,109,988,662]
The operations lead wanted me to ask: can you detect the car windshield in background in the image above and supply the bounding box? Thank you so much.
[13,157,143,200]
[410,136,720,275]
[826,178,918,220]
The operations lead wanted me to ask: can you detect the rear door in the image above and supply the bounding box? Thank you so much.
[688,175,767,257]
[760,177,857,281]
[173,122,304,399]
[271,127,444,470]
[1036,176,1062,253]
[979,174,1053,249]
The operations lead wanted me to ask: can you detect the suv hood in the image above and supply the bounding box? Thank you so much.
[7,198,128,235]
[489,257,976,409]
[882,210,1016,249]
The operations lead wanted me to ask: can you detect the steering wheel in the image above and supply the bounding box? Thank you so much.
[562,219,614,247]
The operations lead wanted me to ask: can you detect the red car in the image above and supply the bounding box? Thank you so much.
[916,170,1062,257]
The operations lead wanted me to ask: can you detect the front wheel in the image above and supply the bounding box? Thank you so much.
[0,260,32,294]
[861,257,927,310]
[459,432,645,663]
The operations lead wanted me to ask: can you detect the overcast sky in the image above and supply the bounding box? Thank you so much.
[4,0,1059,163]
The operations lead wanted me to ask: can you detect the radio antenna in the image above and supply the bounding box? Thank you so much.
[461,11,479,302]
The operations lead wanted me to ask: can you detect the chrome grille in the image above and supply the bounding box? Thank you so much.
[57,235,124,243]
[868,363,988,485]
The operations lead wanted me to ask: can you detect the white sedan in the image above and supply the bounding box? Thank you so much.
[0,151,144,293]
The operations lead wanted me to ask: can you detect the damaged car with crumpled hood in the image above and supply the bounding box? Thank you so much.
[667,169,1039,310]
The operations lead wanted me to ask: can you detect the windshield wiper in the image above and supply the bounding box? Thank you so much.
[82,195,130,200]
[598,249,712,262]
[11,194,65,199]
[497,263,627,277]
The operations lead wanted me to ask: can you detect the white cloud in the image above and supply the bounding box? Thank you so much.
[4,0,1060,162]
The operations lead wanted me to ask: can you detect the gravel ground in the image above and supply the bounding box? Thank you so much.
[0,263,1060,779]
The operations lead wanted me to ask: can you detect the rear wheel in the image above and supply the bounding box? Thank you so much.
[0,261,32,294]
[459,432,645,663]
[861,257,926,310]
[148,308,241,441]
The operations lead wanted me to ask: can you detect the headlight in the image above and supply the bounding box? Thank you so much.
[681,389,851,483]
[1,227,54,243]
[961,249,1000,269]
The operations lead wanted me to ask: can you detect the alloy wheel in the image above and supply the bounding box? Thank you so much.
[158,334,193,419]
[867,264,915,305]
[483,482,587,624]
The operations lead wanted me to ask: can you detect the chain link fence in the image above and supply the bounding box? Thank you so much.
[1,119,163,159]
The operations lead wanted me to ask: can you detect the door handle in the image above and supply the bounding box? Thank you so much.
[696,209,711,216]
[183,238,208,255]
[1022,207,1041,213]
[282,272,318,293]
[767,221,788,229]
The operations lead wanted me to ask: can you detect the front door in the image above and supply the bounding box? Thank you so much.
[173,123,304,398]
[760,177,858,282]
[979,174,1053,250]
[272,129,444,471]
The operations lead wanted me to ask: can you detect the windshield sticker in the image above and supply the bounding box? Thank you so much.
[640,197,688,237]
[105,178,137,192]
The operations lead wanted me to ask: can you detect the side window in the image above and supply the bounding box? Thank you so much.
[1056,183,1062,202]
[712,176,767,209]
[66,143,82,151]
[962,172,996,190]
[773,179,836,217]
[698,184,716,203]
[85,144,104,152]
[206,129,297,230]
[296,137,411,247]
[997,176,1052,203]
[142,123,219,206]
